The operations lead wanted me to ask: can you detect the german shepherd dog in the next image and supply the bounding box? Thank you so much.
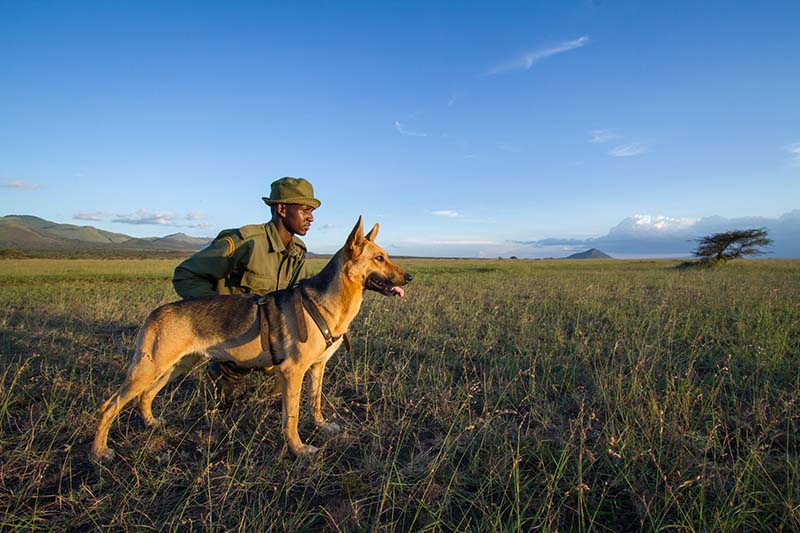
[91,217,411,461]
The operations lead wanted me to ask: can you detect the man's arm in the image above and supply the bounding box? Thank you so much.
[172,234,244,299]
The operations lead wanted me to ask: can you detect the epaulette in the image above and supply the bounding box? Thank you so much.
[238,224,265,240]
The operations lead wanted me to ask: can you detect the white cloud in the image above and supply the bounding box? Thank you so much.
[609,143,647,157]
[75,209,207,228]
[113,210,180,226]
[394,121,428,137]
[432,209,461,218]
[1,180,40,190]
[513,210,799,258]
[608,214,700,237]
[74,211,113,221]
[489,35,590,75]
[499,144,521,153]
[785,141,800,165]
[589,129,619,144]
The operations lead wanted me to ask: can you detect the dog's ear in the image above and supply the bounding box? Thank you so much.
[345,216,365,258]
[364,223,379,242]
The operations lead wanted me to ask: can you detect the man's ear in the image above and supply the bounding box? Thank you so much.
[364,223,379,242]
[345,216,364,258]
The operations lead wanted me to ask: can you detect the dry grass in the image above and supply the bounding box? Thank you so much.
[1,257,798,531]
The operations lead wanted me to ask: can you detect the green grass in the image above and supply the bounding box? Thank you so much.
[1,257,798,531]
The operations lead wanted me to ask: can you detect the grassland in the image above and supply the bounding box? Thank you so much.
[1,257,798,531]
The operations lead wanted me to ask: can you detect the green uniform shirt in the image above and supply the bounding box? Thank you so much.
[173,221,308,299]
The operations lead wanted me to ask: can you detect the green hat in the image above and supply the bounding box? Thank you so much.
[262,177,321,208]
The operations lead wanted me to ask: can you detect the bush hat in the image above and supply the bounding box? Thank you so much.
[262,177,321,208]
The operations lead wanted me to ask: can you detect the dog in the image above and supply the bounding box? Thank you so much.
[91,217,411,461]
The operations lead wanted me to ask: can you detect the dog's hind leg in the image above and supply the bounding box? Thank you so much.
[91,333,169,461]
[307,361,340,436]
[91,366,158,462]
[137,354,203,426]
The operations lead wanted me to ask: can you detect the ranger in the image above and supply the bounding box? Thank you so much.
[172,176,320,403]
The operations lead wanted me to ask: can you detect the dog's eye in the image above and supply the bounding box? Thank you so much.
[375,255,385,262]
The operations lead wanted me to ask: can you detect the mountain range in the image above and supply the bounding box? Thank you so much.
[0,215,211,253]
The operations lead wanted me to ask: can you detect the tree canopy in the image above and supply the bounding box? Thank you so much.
[692,228,772,263]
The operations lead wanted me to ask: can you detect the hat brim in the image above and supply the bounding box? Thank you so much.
[262,197,321,209]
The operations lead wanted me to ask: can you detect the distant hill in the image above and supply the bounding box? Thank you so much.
[565,248,612,259]
[0,215,211,254]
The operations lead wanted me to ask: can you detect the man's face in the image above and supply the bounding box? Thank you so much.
[278,203,315,236]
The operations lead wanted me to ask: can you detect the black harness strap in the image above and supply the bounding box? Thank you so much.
[299,287,351,352]
[257,296,271,354]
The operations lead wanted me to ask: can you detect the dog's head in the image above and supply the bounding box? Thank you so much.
[343,216,412,298]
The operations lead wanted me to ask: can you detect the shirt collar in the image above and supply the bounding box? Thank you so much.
[265,221,302,257]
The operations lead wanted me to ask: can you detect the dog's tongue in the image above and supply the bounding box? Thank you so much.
[390,286,405,298]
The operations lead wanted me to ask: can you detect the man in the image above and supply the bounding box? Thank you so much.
[173,176,320,403]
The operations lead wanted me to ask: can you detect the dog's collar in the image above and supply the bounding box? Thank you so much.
[299,286,351,352]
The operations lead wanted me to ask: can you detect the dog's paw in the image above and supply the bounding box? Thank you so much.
[92,447,116,463]
[295,444,319,456]
[145,417,166,428]
[322,422,341,436]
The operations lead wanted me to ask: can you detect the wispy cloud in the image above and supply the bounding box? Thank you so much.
[489,35,590,75]
[75,209,208,227]
[394,121,428,137]
[609,143,647,157]
[499,144,521,153]
[1,180,40,190]
[432,209,461,218]
[74,211,113,221]
[113,210,181,226]
[589,129,619,144]
[785,141,800,165]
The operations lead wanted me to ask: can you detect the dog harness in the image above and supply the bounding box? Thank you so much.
[256,284,350,366]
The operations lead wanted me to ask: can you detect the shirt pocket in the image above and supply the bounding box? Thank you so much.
[240,270,275,294]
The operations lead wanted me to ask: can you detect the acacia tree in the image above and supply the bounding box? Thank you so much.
[692,228,772,263]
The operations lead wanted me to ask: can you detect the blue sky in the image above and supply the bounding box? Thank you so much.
[2,1,799,257]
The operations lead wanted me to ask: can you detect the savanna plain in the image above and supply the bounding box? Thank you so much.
[1,257,798,531]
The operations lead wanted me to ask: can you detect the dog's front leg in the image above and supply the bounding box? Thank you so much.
[308,361,340,436]
[276,365,318,455]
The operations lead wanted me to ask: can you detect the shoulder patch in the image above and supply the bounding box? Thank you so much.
[222,236,236,257]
